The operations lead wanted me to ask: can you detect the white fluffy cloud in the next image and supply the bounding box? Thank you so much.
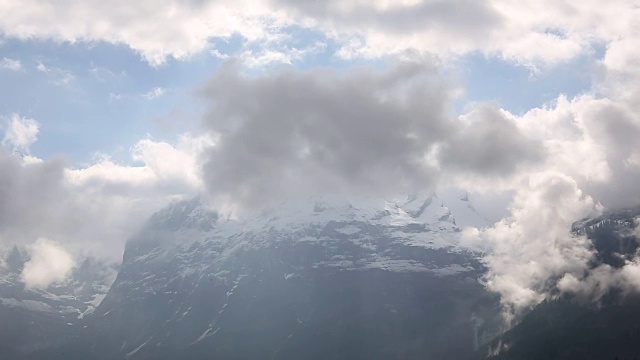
[21,238,75,289]
[0,0,637,67]
[143,87,166,100]
[479,173,598,322]
[0,0,281,65]
[61,135,209,257]
[2,114,39,153]
[66,136,206,194]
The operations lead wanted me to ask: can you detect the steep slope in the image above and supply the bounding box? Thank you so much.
[79,194,500,360]
[485,296,640,360]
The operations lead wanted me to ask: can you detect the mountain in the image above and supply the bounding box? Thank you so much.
[5,192,502,359]
[0,248,117,358]
[76,193,500,359]
[484,207,640,360]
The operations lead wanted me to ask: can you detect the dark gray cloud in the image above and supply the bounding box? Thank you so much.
[198,61,547,209]
[579,101,640,209]
[0,151,70,240]
[438,104,544,176]
[199,61,453,207]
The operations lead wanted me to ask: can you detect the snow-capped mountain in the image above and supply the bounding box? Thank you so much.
[80,192,498,360]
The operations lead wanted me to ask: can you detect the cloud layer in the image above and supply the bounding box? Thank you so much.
[1,0,637,67]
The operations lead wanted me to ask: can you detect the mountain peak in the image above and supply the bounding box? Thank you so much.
[5,245,28,274]
[147,196,219,232]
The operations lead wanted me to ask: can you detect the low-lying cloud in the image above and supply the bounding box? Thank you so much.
[477,173,598,323]
[21,238,75,289]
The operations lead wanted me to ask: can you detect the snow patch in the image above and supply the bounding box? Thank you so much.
[126,338,151,358]
[191,327,220,345]
[429,264,475,277]
[362,259,429,272]
[335,225,361,235]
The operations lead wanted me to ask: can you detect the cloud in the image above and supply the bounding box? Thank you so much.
[67,135,207,196]
[0,57,22,71]
[274,0,507,59]
[59,135,209,256]
[553,218,640,302]
[0,131,207,263]
[0,0,637,67]
[0,150,69,241]
[2,114,39,153]
[35,62,75,86]
[480,173,598,323]
[619,259,640,293]
[20,238,75,289]
[556,260,640,304]
[238,41,328,68]
[35,62,49,73]
[198,61,458,209]
[438,104,543,177]
[197,60,555,211]
[509,94,640,211]
[461,67,640,321]
[0,0,280,65]
[143,87,166,100]
[465,25,640,318]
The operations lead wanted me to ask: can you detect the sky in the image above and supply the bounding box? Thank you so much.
[1,0,640,320]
